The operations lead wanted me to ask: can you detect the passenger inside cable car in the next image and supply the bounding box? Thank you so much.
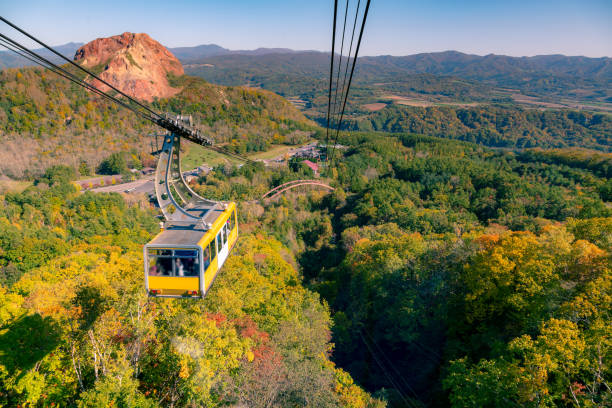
[147,249,198,277]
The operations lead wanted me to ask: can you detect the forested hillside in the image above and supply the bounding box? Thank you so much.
[184,51,612,106]
[184,51,612,152]
[188,131,611,407]
[184,51,612,97]
[0,122,610,406]
[348,105,612,151]
[0,66,313,178]
[0,168,381,407]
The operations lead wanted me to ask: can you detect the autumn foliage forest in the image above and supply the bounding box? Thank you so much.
[0,56,611,408]
[196,131,612,407]
[0,67,313,178]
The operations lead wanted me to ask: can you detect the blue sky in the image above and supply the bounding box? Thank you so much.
[3,0,611,57]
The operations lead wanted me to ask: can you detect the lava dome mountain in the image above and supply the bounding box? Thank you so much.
[74,32,184,101]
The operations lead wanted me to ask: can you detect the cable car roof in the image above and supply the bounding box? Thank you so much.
[147,202,236,248]
[147,227,208,247]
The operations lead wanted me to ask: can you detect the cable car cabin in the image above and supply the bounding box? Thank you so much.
[144,202,238,298]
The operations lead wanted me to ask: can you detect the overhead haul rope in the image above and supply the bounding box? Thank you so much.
[329,0,361,165]
[207,145,257,165]
[357,329,418,408]
[328,0,371,168]
[324,0,339,160]
[336,0,361,131]
[361,328,423,404]
[329,0,350,151]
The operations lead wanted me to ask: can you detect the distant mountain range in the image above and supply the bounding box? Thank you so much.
[170,45,317,61]
[0,42,84,69]
[179,50,612,111]
[358,51,612,97]
[1,38,610,154]
[2,41,610,110]
[5,41,609,81]
[0,41,318,69]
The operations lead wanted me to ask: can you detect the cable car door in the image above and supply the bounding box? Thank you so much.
[216,225,229,267]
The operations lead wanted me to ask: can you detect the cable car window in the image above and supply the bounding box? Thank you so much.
[149,255,173,276]
[175,250,198,257]
[174,256,198,277]
[203,244,211,269]
[227,212,234,232]
[149,249,172,256]
[148,249,199,277]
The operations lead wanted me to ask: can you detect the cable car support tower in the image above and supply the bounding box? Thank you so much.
[151,115,225,230]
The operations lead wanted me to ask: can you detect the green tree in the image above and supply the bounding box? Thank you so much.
[78,160,91,176]
[97,152,127,175]
[37,164,76,186]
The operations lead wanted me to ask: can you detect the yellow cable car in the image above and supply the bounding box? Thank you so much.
[144,120,243,299]
[144,202,238,298]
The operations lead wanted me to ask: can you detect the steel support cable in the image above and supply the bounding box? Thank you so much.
[0,33,158,124]
[329,0,371,167]
[361,329,423,402]
[0,36,157,125]
[207,145,256,165]
[359,303,441,370]
[329,0,350,146]
[324,0,339,165]
[0,39,148,124]
[336,0,361,127]
[409,337,442,361]
[357,330,417,408]
[360,330,419,401]
[328,0,361,168]
[0,16,164,122]
[0,37,66,73]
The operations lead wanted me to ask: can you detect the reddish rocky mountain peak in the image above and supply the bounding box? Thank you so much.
[74,32,184,102]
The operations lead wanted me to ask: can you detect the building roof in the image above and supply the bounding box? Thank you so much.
[302,160,318,172]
